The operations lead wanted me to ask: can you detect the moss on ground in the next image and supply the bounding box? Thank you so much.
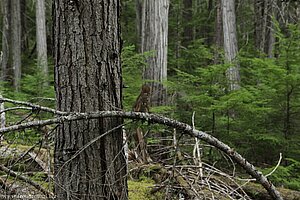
[128,178,163,200]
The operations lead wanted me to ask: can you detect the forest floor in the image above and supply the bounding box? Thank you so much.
[0,143,300,200]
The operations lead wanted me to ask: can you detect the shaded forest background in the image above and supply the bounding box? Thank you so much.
[0,0,300,193]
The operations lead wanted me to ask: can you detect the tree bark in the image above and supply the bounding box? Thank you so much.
[136,0,169,106]
[254,0,275,57]
[214,0,223,64]
[222,0,240,91]
[21,0,28,52]
[1,0,11,82]
[0,51,5,142]
[182,0,193,47]
[11,0,22,91]
[53,1,127,199]
[36,0,48,85]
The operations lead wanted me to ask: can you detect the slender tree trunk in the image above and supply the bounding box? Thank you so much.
[136,0,169,106]
[11,0,22,91]
[182,0,193,47]
[214,0,223,64]
[0,55,5,142]
[0,93,5,142]
[1,0,11,82]
[21,0,28,52]
[222,0,240,91]
[36,0,48,85]
[254,0,266,52]
[266,1,275,58]
[53,1,127,199]
[254,0,275,57]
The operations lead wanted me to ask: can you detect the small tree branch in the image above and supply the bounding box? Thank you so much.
[0,110,283,200]
[0,164,53,197]
[266,153,282,177]
[0,97,67,115]
[0,106,32,114]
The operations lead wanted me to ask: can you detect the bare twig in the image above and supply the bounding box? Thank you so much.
[28,151,49,174]
[192,111,203,182]
[57,123,126,175]
[266,153,282,177]
[237,152,283,182]
[0,164,53,197]
[0,109,283,200]
[0,176,15,194]
[0,106,32,114]
[0,94,5,142]
[0,97,67,115]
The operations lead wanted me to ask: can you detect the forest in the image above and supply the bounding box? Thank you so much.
[0,0,300,199]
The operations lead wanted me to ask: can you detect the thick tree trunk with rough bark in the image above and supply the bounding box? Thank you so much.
[222,0,240,91]
[53,1,127,199]
[1,0,10,82]
[136,0,169,106]
[11,0,22,91]
[36,0,48,85]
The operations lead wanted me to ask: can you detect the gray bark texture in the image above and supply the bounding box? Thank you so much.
[182,0,193,47]
[136,0,169,106]
[11,0,22,91]
[222,0,240,91]
[21,0,28,51]
[214,0,223,64]
[53,1,127,199]
[0,51,5,140]
[1,0,10,82]
[254,0,275,57]
[277,1,300,25]
[36,0,48,85]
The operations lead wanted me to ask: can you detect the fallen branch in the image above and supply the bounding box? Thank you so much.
[0,110,283,200]
[0,164,54,197]
[28,151,50,175]
[0,177,16,194]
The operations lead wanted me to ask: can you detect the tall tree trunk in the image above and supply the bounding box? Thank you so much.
[11,0,22,91]
[182,0,193,47]
[53,1,127,199]
[136,0,169,106]
[222,0,240,91]
[0,56,5,142]
[254,0,275,57]
[214,0,223,64]
[21,0,28,52]
[0,93,5,142]
[0,1,10,141]
[1,0,11,82]
[36,0,48,85]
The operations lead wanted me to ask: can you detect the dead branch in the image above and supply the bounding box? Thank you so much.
[0,177,16,194]
[0,106,32,114]
[0,164,53,197]
[0,107,283,199]
[28,151,50,174]
[0,97,66,115]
